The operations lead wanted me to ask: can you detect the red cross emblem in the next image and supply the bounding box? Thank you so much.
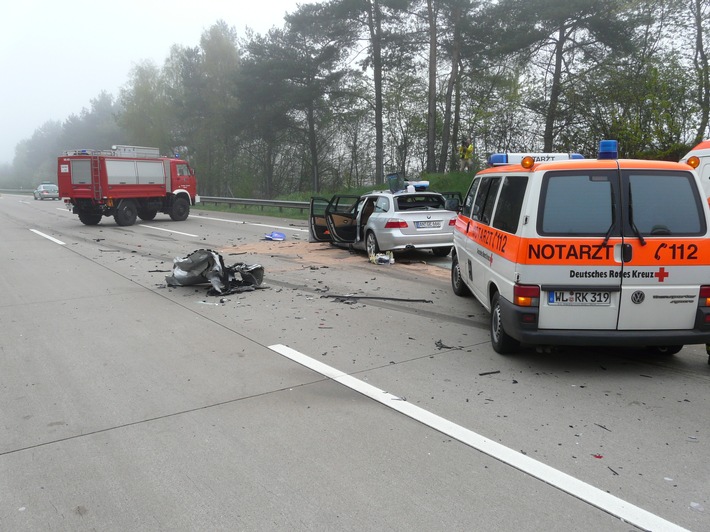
[655,267,669,282]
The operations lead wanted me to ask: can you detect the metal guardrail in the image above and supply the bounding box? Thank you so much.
[199,196,309,213]
[0,190,310,213]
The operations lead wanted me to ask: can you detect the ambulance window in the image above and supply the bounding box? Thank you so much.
[473,177,501,224]
[539,172,614,235]
[462,177,481,218]
[492,176,527,234]
[625,172,705,235]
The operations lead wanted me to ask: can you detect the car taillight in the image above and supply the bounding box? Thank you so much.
[514,284,540,307]
[448,218,456,226]
[385,219,408,229]
[699,286,710,307]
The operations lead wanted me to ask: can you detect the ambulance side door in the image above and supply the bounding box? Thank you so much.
[453,176,481,296]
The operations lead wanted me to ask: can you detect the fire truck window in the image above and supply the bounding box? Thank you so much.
[70,160,91,184]
[625,172,705,235]
[539,173,613,235]
[492,176,527,234]
[177,164,190,176]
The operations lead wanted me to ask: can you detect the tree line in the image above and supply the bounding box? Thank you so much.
[3,0,708,198]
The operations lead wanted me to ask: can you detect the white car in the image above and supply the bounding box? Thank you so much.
[309,189,459,257]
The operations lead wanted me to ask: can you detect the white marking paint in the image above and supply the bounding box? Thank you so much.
[140,225,199,238]
[29,229,65,245]
[268,343,689,532]
[199,215,307,232]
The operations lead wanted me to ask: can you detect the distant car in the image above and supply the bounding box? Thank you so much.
[33,184,59,200]
[309,188,458,257]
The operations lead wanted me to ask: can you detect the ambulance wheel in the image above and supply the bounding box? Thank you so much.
[451,253,470,297]
[366,231,380,256]
[490,292,519,354]
[647,345,683,356]
[78,212,102,225]
[170,197,190,221]
[138,209,157,221]
[114,200,137,226]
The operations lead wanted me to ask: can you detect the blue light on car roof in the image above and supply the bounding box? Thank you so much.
[598,140,618,159]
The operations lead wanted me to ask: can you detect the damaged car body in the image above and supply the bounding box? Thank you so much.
[309,181,459,257]
[166,249,264,295]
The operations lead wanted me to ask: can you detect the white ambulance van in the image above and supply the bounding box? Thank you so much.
[680,140,710,200]
[451,140,710,355]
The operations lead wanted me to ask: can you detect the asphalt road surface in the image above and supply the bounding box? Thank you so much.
[1,194,708,531]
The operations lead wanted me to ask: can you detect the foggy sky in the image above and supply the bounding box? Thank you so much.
[0,0,303,164]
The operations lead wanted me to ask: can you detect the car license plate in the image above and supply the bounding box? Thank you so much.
[547,291,611,306]
[415,220,441,228]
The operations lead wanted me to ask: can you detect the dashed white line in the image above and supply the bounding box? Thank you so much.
[268,343,689,532]
[29,229,65,245]
[139,224,199,238]
[199,215,307,232]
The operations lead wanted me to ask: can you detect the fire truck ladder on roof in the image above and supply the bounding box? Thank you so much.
[91,155,102,200]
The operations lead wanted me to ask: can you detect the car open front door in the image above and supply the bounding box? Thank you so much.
[309,197,331,242]
[324,195,361,244]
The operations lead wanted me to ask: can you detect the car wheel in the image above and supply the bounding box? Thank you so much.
[451,253,470,297]
[170,197,190,221]
[78,212,102,225]
[432,246,452,257]
[114,200,138,226]
[366,231,380,257]
[490,292,519,354]
[647,345,683,356]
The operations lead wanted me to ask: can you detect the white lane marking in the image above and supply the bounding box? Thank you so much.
[139,224,199,238]
[199,215,307,233]
[268,343,689,532]
[29,229,65,246]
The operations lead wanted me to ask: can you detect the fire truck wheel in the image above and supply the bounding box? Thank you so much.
[78,212,102,225]
[451,253,471,297]
[114,200,138,226]
[490,292,519,355]
[138,209,158,221]
[170,197,190,221]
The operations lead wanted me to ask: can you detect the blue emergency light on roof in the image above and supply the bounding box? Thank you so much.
[488,152,584,166]
[598,140,618,159]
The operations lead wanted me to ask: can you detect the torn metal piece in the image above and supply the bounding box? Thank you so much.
[165,249,264,295]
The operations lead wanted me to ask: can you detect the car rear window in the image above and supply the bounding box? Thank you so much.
[394,194,446,211]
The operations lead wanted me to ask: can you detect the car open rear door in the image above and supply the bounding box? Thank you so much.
[325,195,361,244]
[309,197,332,242]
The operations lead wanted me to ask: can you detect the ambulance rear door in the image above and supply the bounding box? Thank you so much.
[530,166,624,330]
[616,167,709,330]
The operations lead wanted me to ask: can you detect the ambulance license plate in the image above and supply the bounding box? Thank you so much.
[548,291,610,306]
[415,220,441,228]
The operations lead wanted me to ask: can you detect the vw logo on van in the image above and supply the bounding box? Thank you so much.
[631,291,645,304]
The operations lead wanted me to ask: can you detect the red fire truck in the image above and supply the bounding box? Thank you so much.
[57,145,200,226]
